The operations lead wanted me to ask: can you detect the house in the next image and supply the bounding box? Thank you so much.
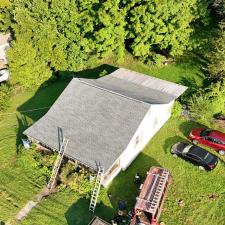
[24,68,187,187]
[0,33,10,69]
[88,217,110,225]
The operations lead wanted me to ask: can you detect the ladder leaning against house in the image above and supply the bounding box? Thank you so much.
[47,138,69,190]
[89,164,104,213]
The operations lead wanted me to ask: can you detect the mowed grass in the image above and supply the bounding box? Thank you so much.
[20,118,225,225]
[1,59,224,225]
[0,81,68,223]
[116,54,206,88]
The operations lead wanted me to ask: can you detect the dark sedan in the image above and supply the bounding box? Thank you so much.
[171,142,218,170]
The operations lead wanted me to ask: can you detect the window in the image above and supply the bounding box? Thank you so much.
[204,137,214,142]
[213,139,224,144]
[200,129,212,137]
[153,117,158,129]
[134,133,143,148]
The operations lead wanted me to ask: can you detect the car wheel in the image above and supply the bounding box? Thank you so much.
[198,166,205,171]
[192,139,198,145]
[172,153,178,158]
[219,150,225,156]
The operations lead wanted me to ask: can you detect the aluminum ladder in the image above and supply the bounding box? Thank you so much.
[89,165,104,213]
[149,169,169,212]
[47,138,69,190]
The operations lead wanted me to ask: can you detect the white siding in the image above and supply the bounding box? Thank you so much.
[120,101,174,170]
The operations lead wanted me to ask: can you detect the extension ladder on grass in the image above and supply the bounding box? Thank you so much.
[89,164,104,213]
[47,138,69,190]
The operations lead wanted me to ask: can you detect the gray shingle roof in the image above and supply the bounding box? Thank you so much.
[24,78,150,171]
[24,69,186,171]
[80,68,187,104]
[109,68,187,98]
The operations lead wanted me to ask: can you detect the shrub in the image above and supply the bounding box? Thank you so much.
[0,83,12,111]
[16,146,55,180]
[171,101,183,118]
[60,162,94,198]
[188,80,225,128]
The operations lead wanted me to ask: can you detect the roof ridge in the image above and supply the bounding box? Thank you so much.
[77,78,151,106]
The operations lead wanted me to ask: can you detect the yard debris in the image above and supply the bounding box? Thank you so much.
[178,199,185,208]
[16,201,38,221]
[159,222,166,225]
[208,194,219,200]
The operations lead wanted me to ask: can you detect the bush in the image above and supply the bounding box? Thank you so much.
[16,146,55,180]
[188,80,225,128]
[0,83,12,111]
[171,101,183,118]
[60,162,94,198]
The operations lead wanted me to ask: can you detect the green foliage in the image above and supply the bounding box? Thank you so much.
[0,83,12,111]
[7,0,126,87]
[6,0,211,87]
[212,0,225,20]
[60,162,94,198]
[171,101,183,118]
[7,37,52,88]
[188,80,225,128]
[17,146,55,179]
[125,0,209,57]
[0,0,12,31]
[207,22,225,79]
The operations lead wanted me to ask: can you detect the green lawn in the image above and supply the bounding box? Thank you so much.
[0,60,224,225]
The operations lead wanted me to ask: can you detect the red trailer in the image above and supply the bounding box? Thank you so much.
[130,167,172,225]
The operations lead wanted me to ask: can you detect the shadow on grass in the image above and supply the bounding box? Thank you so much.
[179,120,206,137]
[73,64,117,79]
[65,198,113,225]
[57,64,117,80]
[163,136,186,154]
[108,152,161,211]
[15,114,29,154]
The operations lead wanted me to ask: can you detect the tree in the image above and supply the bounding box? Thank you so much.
[7,0,126,87]
[211,0,225,20]
[125,0,209,59]
[207,22,225,79]
[188,80,225,128]
[7,38,52,88]
[0,0,12,32]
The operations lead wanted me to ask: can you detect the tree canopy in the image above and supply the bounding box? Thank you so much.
[1,0,211,87]
[207,22,225,79]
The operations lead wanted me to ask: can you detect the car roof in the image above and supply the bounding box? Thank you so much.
[209,130,225,142]
[189,145,208,158]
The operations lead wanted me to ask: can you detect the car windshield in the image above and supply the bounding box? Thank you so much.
[182,145,192,153]
[200,129,212,137]
[203,153,215,163]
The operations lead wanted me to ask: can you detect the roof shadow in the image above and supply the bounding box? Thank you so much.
[65,197,114,225]
[107,152,161,211]
[59,64,118,79]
